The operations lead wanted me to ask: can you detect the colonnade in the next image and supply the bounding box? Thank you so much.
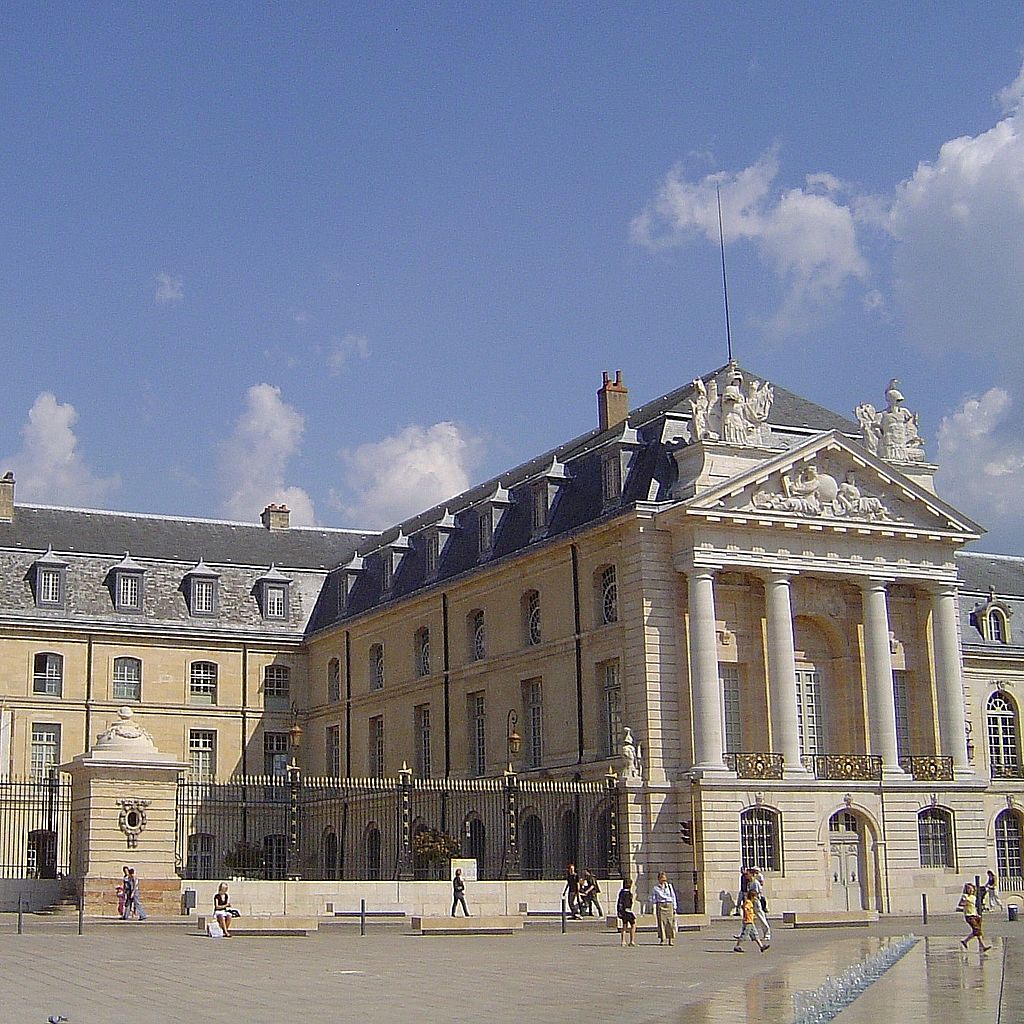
[686,568,970,775]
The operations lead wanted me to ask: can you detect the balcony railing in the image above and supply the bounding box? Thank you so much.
[991,762,1024,780]
[898,755,954,781]
[802,753,883,781]
[724,752,784,780]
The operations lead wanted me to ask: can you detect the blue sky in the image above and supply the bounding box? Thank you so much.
[2,4,1024,551]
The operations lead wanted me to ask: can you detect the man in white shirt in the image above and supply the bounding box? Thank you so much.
[746,867,770,943]
[650,872,677,946]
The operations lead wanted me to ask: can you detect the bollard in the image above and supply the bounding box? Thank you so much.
[561,897,567,934]
[921,893,928,925]
[976,874,983,916]
[17,894,24,934]
[360,898,366,937]
[78,892,85,935]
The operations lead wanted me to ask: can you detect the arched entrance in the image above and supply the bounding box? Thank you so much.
[827,811,868,911]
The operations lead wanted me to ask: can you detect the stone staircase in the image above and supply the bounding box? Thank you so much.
[36,895,80,916]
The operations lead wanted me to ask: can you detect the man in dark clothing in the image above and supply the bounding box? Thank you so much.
[451,868,469,916]
[563,863,581,918]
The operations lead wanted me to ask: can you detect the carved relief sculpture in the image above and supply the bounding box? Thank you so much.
[855,379,926,463]
[688,366,774,446]
[749,466,891,521]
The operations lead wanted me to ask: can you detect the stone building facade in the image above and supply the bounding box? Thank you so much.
[0,363,1022,914]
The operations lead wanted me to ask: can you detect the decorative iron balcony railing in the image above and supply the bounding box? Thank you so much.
[801,753,883,781]
[898,755,954,781]
[724,752,785,780]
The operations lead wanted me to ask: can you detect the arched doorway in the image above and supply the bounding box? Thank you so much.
[827,811,868,911]
[464,817,485,868]
[995,809,1023,888]
[522,814,543,879]
[560,808,580,870]
[322,828,338,880]
[364,825,381,880]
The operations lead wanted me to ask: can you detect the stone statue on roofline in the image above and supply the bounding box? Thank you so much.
[856,379,926,464]
[688,365,774,447]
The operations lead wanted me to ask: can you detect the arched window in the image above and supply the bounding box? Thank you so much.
[523,590,541,646]
[560,808,580,869]
[995,810,1023,887]
[263,834,287,880]
[186,833,215,879]
[327,658,341,703]
[322,828,339,880]
[987,692,1020,777]
[365,825,382,881]
[988,609,1008,643]
[112,656,142,701]
[415,627,430,677]
[522,814,544,880]
[829,810,859,834]
[596,565,618,625]
[469,610,486,662]
[740,807,781,872]
[32,653,63,697]
[465,817,485,866]
[592,802,613,877]
[918,808,954,868]
[369,644,385,691]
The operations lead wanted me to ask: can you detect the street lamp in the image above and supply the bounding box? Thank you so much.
[506,709,522,772]
[287,702,303,880]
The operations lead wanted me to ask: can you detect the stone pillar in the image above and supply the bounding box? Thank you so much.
[764,573,807,775]
[687,570,727,772]
[860,580,903,774]
[64,708,188,915]
[929,585,971,774]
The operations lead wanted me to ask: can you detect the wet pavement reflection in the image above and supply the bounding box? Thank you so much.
[655,935,1016,1023]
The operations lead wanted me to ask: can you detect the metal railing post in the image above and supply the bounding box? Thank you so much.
[561,897,567,934]
[503,769,521,879]
[78,891,85,935]
[360,897,366,937]
[17,894,24,934]
[921,893,928,925]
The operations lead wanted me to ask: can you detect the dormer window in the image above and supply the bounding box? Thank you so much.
[338,555,364,616]
[600,423,641,507]
[973,589,1012,645]
[185,560,220,617]
[257,565,292,621]
[475,485,510,560]
[528,459,569,538]
[988,609,1009,644]
[601,453,622,504]
[425,531,439,575]
[33,548,67,609]
[530,485,548,534]
[379,532,411,594]
[111,553,145,613]
[478,512,493,554]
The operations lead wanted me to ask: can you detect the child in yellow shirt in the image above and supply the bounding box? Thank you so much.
[733,896,769,953]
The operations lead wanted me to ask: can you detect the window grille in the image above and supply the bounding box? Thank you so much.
[471,610,486,661]
[721,664,741,754]
[469,693,486,776]
[602,660,622,758]
[415,705,431,778]
[113,657,142,701]
[189,730,216,781]
[369,717,385,778]
[526,679,543,768]
[600,565,618,624]
[740,807,780,872]
[988,692,1020,775]
[190,662,218,705]
[795,668,823,755]
[893,670,910,759]
[526,591,541,646]
[918,808,954,868]
[30,724,60,779]
[326,725,341,778]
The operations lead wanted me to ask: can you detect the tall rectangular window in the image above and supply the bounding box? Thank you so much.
[478,511,493,555]
[369,644,385,691]
[415,705,431,778]
[327,659,341,703]
[601,453,622,503]
[32,653,63,697]
[369,717,385,778]
[893,669,910,759]
[326,725,341,778]
[30,724,60,779]
[264,665,291,709]
[189,662,218,705]
[264,732,289,777]
[264,584,287,619]
[116,573,142,611]
[191,578,217,616]
[469,692,486,777]
[525,679,543,769]
[530,485,548,533]
[721,664,742,754]
[189,729,216,781]
[601,660,622,758]
[795,668,823,756]
[38,569,63,606]
[112,657,142,701]
[425,532,439,575]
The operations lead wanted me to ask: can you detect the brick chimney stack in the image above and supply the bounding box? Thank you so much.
[597,370,629,431]
[0,472,14,522]
[260,503,291,530]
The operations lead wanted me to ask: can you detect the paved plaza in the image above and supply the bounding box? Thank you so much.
[0,915,1018,1023]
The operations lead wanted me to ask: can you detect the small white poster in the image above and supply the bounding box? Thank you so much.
[451,857,477,881]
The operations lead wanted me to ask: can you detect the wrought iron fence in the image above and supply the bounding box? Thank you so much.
[0,772,72,879]
[176,771,618,882]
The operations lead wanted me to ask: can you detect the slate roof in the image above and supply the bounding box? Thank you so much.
[955,552,1024,652]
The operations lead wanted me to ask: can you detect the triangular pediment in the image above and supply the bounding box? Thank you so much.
[684,431,982,537]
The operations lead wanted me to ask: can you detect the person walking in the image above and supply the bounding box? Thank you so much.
[563,863,581,919]
[985,870,1003,911]
[580,869,603,917]
[747,867,771,943]
[451,867,470,917]
[958,883,990,951]
[616,878,637,947]
[650,872,677,946]
[123,867,147,921]
[213,883,234,937]
[116,865,129,918]
[733,894,769,953]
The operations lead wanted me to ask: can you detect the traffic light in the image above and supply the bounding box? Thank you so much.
[679,820,693,845]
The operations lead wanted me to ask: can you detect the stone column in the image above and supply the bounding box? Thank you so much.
[764,573,807,774]
[687,570,727,772]
[929,585,971,774]
[860,579,903,774]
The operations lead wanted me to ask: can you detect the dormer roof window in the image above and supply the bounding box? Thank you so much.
[528,459,569,537]
[600,422,642,507]
[33,547,67,609]
[422,509,457,579]
[475,484,512,560]
[338,554,364,615]
[380,531,411,594]
[185,559,220,617]
[111,552,145,613]
[972,587,1013,645]
[257,564,292,621]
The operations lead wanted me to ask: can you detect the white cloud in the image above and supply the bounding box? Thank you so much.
[327,333,371,376]
[937,388,1024,526]
[2,392,118,506]
[631,148,868,334]
[220,384,316,526]
[154,272,184,304]
[888,69,1024,358]
[335,422,481,529]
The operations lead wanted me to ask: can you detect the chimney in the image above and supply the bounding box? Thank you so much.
[0,472,13,522]
[260,503,291,530]
[597,370,629,431]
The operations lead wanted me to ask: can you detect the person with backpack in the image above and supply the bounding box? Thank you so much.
[580,869,603,917]
[616,878,637,947]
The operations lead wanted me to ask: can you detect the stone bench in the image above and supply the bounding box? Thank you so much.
[606,913,709,932]
[781,910,878,928]
[410,915,525,935]
[197,915,319,936]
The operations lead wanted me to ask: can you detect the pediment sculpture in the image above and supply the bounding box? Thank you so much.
[689,366,774,447]
[855,379,926,464]
[748,465,891,521]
